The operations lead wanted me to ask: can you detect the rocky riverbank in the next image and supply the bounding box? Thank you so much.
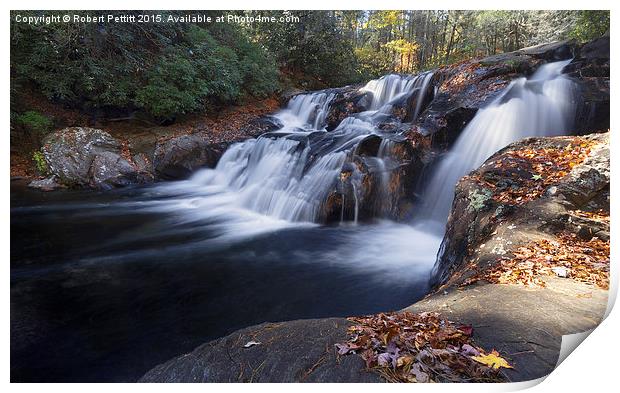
[12,97,281,189]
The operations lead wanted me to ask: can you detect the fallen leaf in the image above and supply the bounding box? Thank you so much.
[410,363,430,382]
[457,324,473,336]
[471,350,513,369]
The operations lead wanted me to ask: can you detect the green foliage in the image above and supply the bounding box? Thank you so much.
[10,9,609,123]
[354,47,393,79]
[136,57,209,118]
[569,11,610,42]
[32,150,48,175]
[15,111,53,134]
[10,11,279,120]
[249,11,363,86]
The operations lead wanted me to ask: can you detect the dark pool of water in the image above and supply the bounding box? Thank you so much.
[10,182,435,382]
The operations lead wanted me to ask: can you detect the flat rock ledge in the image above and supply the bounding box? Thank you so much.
[139,318,381,383]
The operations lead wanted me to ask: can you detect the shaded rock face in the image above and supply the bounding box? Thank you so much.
[432,132,609,287]
[42,127,153,190]
[153,134,230,180]
[240,115,284,138]
[567,36,610,134]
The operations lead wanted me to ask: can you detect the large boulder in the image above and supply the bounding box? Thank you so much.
[140,318,380,383]
[152,134,230,180]
[324,86,370,131]
[432,132,609,287]
[41,127,153,189]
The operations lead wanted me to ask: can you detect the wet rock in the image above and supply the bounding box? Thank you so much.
[432,132,609,287]
[356,134,382,157]
[388,86,435,123]
[279,89,305,106]
[417,55,539,149]
[325,87,371,131]
[240,115,284,138]
[27,176,63,192]
[321,133,430,224]
[517,40,576,60]
[153,134,229,180]
[41,127,151,189]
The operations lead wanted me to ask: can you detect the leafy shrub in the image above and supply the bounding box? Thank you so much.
[10,12,280,120]
[32,150,48,175]
[136,57,209,119]
[15,111,53,134]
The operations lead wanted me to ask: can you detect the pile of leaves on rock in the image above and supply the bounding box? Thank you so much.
[470,137,596,206]
[336,311,512,383]
[462,231,610,289]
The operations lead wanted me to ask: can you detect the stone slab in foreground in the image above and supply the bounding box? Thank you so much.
[139,318,382,383]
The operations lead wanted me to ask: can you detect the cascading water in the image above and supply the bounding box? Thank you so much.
[279,92,336,130]
[361,72,433,117]
[419,59,578,224]
[149,71,435,234]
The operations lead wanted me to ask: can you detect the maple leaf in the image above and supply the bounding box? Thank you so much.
[471,350,513,369]
[531,174,543,180]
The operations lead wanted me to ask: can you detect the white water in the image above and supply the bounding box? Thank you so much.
[18,60,580,292]
[276,92,335,130]
[419,59,577,223]
[148,72,434,229]
[121,60,577,276]
[361,72,433,119]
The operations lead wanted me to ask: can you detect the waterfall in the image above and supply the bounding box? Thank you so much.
[148,71,435,228]
[419,59,578,223]
[352,182,359,225]
[370,139,396,216]
[361,72,434,116]
[276,92,335,130]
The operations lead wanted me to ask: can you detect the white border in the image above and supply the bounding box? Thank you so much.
[3,1,617,392]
